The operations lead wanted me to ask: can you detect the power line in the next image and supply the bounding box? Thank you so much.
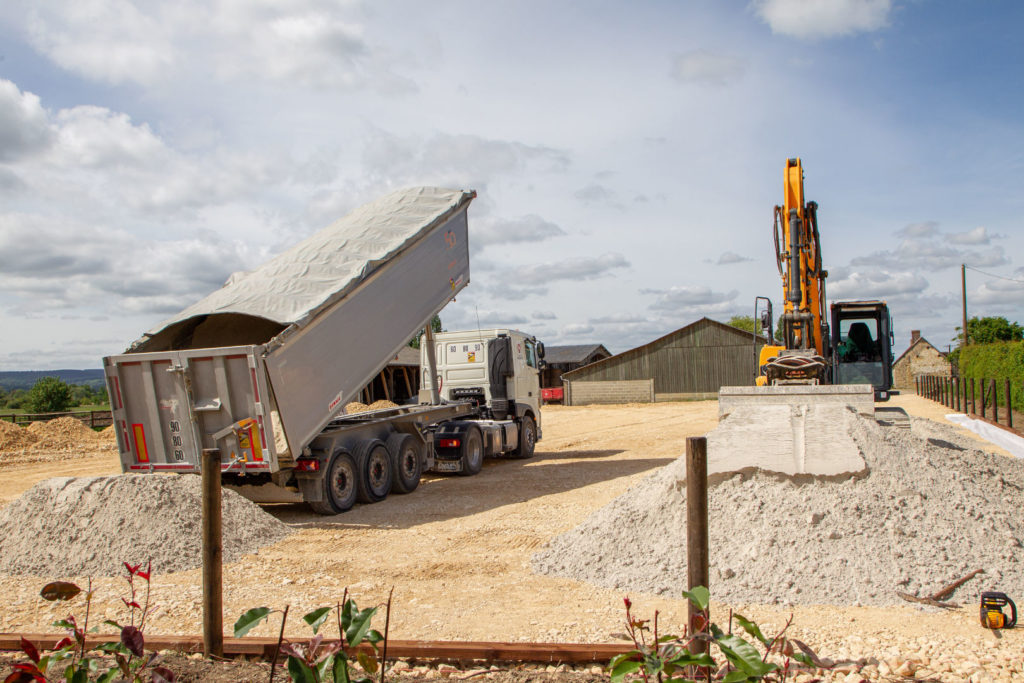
[966,262,1024,282]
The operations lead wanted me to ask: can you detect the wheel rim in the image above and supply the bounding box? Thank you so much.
[331,458,354,503]
[368,447,390,494]
[400,447,417,481]
[525,425,535,451]
[468,435,483,467]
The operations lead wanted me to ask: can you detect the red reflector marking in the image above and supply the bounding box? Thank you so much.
[295,459,320,472]
[250,368,261,402]
[439,438,460,448]
[112,376,123,409]
[131,424,149,463]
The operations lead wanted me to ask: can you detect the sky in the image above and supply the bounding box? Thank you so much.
[0,0,1022,370]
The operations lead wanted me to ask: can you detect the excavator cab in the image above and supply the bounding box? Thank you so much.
[830,301,894,400]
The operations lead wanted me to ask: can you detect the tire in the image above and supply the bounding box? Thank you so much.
[510,415,536,459]
[354,439,392,503]
[458,425,483,476]
[308,449,358,514]
[387,432,422,494]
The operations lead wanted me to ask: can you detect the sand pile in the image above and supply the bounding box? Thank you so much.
[0,420,36,451]
[25,416,109,452]
[533,412,1024,607]
[345,400,399,414]
[0,474,294,577]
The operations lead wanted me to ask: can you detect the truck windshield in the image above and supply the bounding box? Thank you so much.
[525,341,537,369]
[835,317,884,386]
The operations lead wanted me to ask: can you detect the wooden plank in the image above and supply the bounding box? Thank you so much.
[0,634,629,662]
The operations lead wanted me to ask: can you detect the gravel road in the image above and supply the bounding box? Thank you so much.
[0,396,1021,682]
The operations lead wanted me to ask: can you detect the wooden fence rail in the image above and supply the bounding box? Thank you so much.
[915,374,1019,432]
[0,409,113,429]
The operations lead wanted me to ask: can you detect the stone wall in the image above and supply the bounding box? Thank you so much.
[564,379,655,405]
[894,342,951,389]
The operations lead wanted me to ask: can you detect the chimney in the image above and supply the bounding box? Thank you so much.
[911,330,921,345]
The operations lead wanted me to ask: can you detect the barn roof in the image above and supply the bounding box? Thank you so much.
[544,344,611,365]
[562,317,768,380]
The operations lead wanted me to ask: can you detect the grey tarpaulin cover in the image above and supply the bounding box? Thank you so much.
[139,186,476,343]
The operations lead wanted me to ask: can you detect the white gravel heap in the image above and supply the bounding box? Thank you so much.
[0,475,293,577]
[533,412,1024,607]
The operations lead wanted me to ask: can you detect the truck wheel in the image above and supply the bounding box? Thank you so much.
[355,439,392,503]
[459,426,483,476]
[309,449,358,514]
[510,415,536,459]
[387,432,422,494]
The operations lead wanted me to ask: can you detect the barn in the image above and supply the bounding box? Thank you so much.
[540,344,612,389]
[561,317,765,405]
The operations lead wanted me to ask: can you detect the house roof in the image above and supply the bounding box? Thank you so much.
[543,344,611,365]
[893,336,946,366]
[388,345,421,366]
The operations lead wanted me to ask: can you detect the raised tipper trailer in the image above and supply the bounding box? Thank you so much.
[103,187,543,514]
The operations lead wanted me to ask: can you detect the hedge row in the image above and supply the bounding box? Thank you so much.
[960,341,1024,413]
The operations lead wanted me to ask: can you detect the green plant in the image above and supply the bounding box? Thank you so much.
[4,562,175,683]
[608,588,834,683]
[235,589,390,683]
[25,377,74,413]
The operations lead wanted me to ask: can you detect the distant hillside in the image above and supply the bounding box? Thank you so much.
[0,369,106,392]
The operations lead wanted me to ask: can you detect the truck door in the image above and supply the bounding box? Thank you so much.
[510,336,541,411]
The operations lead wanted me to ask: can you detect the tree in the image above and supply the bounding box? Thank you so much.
[408,314,443,349]
[949,316,1023,366]
[25,376,74,413]
[727,315,757,334]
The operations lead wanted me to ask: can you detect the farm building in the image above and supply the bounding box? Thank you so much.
[893,330,951,390]
[561,317,765,405]
[540,344,612,389]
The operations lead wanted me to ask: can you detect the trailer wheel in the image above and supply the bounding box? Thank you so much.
[510,415,536,459]
[309,449,358,514]
[354,439,392,503]
[387,432,422,494]
[459,425,483,476]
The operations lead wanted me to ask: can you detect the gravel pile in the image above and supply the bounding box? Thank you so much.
[0,417,116,458]
[533,412,1024,607]
[0,474,294,577]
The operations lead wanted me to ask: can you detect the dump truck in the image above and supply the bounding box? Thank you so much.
[103,186,543,514]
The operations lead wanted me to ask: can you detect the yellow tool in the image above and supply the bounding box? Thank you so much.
[980,592,1016,629]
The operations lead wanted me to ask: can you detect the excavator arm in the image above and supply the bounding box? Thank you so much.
[757,158,829,385]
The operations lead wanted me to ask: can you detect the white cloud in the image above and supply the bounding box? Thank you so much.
[472,214,566,252]
[6,0,406,91]
[645,286,738,313]
[474,310,528,326]
[897,221,939,238]
[828,269,928,299]
[671,50,747,86]
[0,79,52,161]
[573,183,614,205]
[515,253,629,282]
[717,251,753,265]
[562,323,595,336]
[752,0,892,39]
[362,130,570,191]
[946,226,994,245]
[532,311,557,321]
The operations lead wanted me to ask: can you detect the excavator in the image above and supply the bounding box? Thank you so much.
[720,158,895,421]
[756,157,894,399]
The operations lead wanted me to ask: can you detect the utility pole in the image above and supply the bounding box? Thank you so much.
[961,264,968,352]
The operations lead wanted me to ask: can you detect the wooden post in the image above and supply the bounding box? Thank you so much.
[970,379,976,416]
[955,378,961,412]
[202,448,224,659]
[1005,379,1013,428]
[980,378,986,418]
[990,379,997,424]
[686,436,709,656]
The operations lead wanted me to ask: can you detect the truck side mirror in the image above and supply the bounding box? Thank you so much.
[536,342,546,359]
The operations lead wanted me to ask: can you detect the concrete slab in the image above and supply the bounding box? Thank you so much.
[718,384,874,417]
[706,404,867,482]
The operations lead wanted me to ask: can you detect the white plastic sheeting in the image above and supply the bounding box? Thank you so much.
[144,186,476,335]
[945,414,1024,458]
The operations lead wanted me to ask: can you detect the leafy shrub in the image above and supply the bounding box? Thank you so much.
[25,377,73,413]
[961,341,1024,413]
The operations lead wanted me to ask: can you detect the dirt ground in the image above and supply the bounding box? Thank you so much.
[1,396,1022,681]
